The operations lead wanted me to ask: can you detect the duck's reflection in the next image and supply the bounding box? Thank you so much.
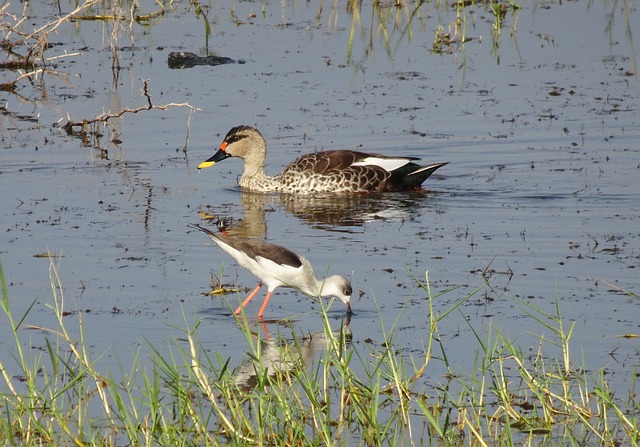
[233,317,352,391]
[278,192,397,229]
[231,192,270,238]
[200,187,445,238]
[224,190,444,237]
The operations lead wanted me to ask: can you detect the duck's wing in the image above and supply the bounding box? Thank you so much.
[285,150,415,173]
[327,152,447,190]
[279,151,447,192]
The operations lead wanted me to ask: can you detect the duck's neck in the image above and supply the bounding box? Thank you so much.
[238,138,277,192]
[239,168,279,192]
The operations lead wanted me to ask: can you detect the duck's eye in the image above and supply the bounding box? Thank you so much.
[227,134,245,144]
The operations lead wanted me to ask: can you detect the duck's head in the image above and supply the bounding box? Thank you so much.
[198,125,266,169]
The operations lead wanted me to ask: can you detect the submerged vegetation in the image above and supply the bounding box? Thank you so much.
[1,258,637,446]
[0,0,532,93]
[1,0,634,138]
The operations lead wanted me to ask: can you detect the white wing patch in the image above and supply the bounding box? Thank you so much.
[351,156,411,172]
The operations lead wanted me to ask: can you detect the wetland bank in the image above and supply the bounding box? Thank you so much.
[1,0,639,445]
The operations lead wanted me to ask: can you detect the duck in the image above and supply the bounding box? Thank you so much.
[197,125,448,194]
[189,224,352,318]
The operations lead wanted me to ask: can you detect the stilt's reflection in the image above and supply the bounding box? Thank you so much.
[233,317,352,392]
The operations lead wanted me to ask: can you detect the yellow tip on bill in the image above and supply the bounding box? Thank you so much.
[197,161,216,169]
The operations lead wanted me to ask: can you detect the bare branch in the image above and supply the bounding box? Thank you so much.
[62,80,201,136]
[0,68,45,92]
[6,0,100,50]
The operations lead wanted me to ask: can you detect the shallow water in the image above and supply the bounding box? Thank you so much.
[1,0,639,420]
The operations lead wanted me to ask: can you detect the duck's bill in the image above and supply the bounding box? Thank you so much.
[197,160,216,169]
[198,148,230,169]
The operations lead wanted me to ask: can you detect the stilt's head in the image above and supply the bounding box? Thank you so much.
[321,275,353,314]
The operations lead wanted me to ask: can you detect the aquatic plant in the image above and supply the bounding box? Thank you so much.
[1,257,638,446]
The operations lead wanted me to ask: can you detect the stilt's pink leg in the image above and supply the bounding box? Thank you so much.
[234,283,262,315]
[259,321,271,341]
[257,291,274,318]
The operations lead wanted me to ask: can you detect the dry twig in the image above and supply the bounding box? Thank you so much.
[1,1,99,90]
[5,1,99,51]
[62,79,200,136]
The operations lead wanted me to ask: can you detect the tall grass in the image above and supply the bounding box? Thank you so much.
[0,257,638,446]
